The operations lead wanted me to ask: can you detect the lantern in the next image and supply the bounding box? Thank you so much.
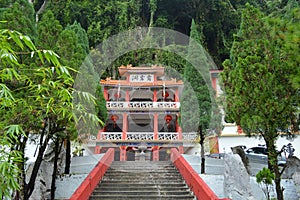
[164,115,172,123]
[162,91,169,98]
[111,115,119,122]
[111,115,119,128]
[114,93,121,99]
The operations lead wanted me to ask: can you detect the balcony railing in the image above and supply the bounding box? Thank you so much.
[86,132,198,147]
[158,132,179,140]
[182,132,198,141]
[127,132,154,140]
[99,132,179,141]
[100,132,122,140]
[106,101,180,110]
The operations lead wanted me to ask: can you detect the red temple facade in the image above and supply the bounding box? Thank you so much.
[94,65,186,161]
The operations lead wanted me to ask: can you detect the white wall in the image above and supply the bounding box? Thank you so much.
[219,135,300,159]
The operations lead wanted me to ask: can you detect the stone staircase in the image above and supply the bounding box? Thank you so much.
[89,161,195,200]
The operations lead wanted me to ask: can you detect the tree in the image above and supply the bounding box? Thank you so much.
[0,27,70,199]
[256,167,275,200]
[0,25,101,199]
[58,21,90,174]
[37,10,63,49]
[181,19,221,174]
[0,0,36,39]
[0,28,26,200]
[221,4,299,200]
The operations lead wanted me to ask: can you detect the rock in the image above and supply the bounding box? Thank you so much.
[27,142,66,200]
[223,153,255,200]
[282,156,300,179]
[293,172,300,197]
[28,161,53,200]
[231,146,250,174]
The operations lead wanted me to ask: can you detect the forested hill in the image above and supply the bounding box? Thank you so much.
[1,0,299,68]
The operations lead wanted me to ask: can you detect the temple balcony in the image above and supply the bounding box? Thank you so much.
[106,101,180,111]
[98,132,180,141]
[86,132,198,147]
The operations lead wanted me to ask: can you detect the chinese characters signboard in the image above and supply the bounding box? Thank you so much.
[130,74,154,82]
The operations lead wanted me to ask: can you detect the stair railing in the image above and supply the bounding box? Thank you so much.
[170,148,230,200]
[69,148,114,200]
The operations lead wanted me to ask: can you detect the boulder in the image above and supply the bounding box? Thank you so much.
[224,153,255,200]
[231,146,250,174]
[293,172,300,197]
[27,142,66,200]
[282,156,300,179]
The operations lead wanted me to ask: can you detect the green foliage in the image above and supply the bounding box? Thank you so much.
[256,167,275,200]
[0,0,36,39]
[66,21,90,55]
[0,26,102,198]
[37,10,63,49]
[95,85,108,124]
[46,0,141,47]
[221,3,299,199]
[0,125,24,199]
[181,19,221,134]
[222,4,299,135]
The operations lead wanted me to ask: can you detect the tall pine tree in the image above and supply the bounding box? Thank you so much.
[221,4,299,200]
[181,19,221,173]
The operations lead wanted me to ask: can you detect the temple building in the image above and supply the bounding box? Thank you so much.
[93,65,191,161]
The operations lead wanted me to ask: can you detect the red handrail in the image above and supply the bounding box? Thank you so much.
[170,148,230,200]
[69,148,114,200]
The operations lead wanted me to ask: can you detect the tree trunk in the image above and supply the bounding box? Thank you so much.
[51,139,63,200]
[15,135,28,200]
[64,137,71,174]
[199,126,205,174]
[265,136,284,200]
[24,126,50,200]
[35,0,47,23]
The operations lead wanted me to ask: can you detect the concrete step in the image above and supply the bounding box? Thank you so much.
[110,162,174,165]
[110,162,174,168]
[89,161,195,200]
[97,182,188,188]
[105,171,180,175]
[109,164,175,168]
[99,179,184,184]
[92,190,192,195]
[107,168,177,173]
[89,194,195,200]
[96,186,189,191]
[105,173,181,180]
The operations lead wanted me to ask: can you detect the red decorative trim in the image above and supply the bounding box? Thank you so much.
[69,148,114,200]
[170,148,230,200]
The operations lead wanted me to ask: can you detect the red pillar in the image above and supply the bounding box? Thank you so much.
[175,88,179,102]
[125,89,130,102]
[153,89,157,102]
[94,129,103,154]
[153,147,159,161]
[103,87,108,101]
[120,113,128,161]
[211,77,217,92]
[94,147,101,154]
[178,126,184,154]
[120,146,127,161]
[153,113,159,161]
[153,113,158,140]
